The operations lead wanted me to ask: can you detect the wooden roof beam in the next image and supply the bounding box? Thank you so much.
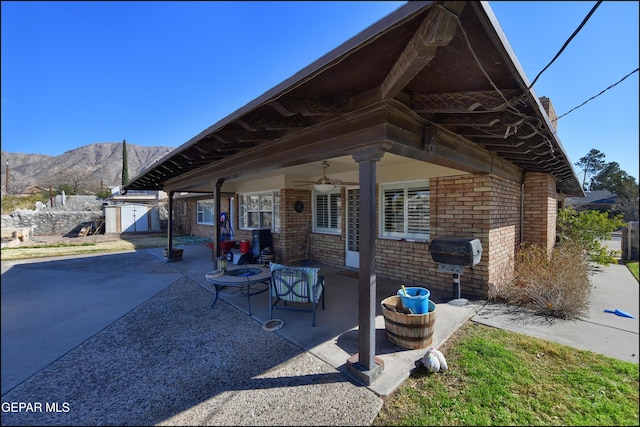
[381,1,465,99]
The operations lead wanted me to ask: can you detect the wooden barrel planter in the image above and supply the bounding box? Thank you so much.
[381,295,436,350]
[163,248,184,260]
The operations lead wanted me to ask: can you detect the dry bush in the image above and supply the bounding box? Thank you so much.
[500,241,591,319]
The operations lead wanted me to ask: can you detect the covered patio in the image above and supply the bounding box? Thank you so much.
[151,242,483,397]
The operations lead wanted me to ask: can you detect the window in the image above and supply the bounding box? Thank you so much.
[313,189,341,234]
[380,180,430,240]
[239,191,280,231]
[196,199,215,225]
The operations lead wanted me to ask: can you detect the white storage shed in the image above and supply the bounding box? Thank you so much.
[104,204,161,233]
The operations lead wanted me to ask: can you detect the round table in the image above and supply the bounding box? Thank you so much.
[205,264,270,315]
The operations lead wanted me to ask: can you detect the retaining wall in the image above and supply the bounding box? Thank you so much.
[1,195,105,236]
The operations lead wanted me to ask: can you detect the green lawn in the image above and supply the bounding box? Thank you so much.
[374,322,639,426]
[626,261,639,281]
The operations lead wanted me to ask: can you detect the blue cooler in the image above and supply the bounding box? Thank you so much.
[397,287,431,314]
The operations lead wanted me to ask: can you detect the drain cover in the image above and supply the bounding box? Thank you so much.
[263,319,284,331]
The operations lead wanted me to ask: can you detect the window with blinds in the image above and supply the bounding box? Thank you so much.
[380,181,430,240]
[313,189,341,234]
[239,191,280,231]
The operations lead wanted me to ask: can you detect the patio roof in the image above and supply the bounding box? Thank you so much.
[125,1,584,197]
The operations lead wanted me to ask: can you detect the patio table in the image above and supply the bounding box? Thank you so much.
[205,264,270,315]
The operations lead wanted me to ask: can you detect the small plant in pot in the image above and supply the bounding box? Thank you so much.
[163,247,184,260]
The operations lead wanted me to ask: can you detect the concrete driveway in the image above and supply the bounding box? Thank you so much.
[1,251,181,395]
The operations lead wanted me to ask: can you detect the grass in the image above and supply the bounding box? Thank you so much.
[1,234,171,261]
[373,322,639,426]
[1,233,216,261]
[626,261,639,281]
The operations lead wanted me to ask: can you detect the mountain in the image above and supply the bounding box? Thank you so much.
[1,143,174,194]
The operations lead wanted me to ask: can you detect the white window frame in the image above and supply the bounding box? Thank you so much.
[238,191,280,232]
[312,189,341,234]
[379,180,430,241]
[196,199,215,225]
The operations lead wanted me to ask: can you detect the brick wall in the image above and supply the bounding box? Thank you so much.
[174,195,233,245]
[487,175,522,298]
[539,97,558,132]
[523,172,557,253]
[429,174,491,297]
[176,170,558,300]
[278,189,312,265]
[299,173,523,299]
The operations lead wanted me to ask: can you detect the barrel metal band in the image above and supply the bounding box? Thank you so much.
[384,317,435,329]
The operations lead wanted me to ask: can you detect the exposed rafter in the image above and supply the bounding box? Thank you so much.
[412,89,523,113]
[381,1,465,99]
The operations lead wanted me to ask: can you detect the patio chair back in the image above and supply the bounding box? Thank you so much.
[269,262,325,326]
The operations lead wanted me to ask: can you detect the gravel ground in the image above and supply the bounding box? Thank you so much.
[0,274,382,426]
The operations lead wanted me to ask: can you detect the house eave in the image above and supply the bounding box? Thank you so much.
[125,0,584,197]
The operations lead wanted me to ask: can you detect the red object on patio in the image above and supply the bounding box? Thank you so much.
[240,240,250,253]
[220,240,236,251]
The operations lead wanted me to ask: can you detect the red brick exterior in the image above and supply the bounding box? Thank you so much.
[176,171,559,299]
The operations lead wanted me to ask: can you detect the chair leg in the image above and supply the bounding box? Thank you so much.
[312,302,317,327]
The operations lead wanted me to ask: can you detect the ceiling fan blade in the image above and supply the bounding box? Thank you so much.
[332,179,359,185]
[292,180,319,184]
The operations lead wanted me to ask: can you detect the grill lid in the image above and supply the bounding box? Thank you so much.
[430,237,482,267]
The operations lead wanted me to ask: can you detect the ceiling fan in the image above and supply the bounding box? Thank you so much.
[293,160,358,192]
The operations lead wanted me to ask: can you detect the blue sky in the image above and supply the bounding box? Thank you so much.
[2,1,638,181]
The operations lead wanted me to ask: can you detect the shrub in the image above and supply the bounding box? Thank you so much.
[557,206,625,265]
[1,194,49,215]
[499,241,591,319]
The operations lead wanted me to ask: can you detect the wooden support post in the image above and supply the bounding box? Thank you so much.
[167,190,175,261]
[349,146,388,385]
[214,178,225,259]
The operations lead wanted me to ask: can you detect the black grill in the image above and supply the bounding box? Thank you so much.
[430,237,482,267]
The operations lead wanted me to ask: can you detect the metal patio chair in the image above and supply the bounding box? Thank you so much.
[269,263,325,327]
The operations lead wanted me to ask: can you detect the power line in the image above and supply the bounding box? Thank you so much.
[554,67,639,122]
[527,0,602,90]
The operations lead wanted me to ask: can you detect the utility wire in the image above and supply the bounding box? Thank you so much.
[527,0,602,90]
[553,67,639,122]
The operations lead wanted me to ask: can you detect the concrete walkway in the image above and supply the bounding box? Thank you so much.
[472,262,639,364]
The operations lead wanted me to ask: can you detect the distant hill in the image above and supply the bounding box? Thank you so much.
[1,142,174,195]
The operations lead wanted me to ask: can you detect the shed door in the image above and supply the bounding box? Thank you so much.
[121,205,149,232]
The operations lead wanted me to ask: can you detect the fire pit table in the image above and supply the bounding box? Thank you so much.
[205,264,270,316]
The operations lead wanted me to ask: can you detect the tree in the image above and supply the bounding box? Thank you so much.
[574,148,606,191]
[591,162,639,220]
[122,139,129,185]
[55,167,91,195]
[557,206,625,265]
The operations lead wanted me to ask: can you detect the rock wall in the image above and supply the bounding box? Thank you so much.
[1,195,105,236]
[48,194,107,211]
